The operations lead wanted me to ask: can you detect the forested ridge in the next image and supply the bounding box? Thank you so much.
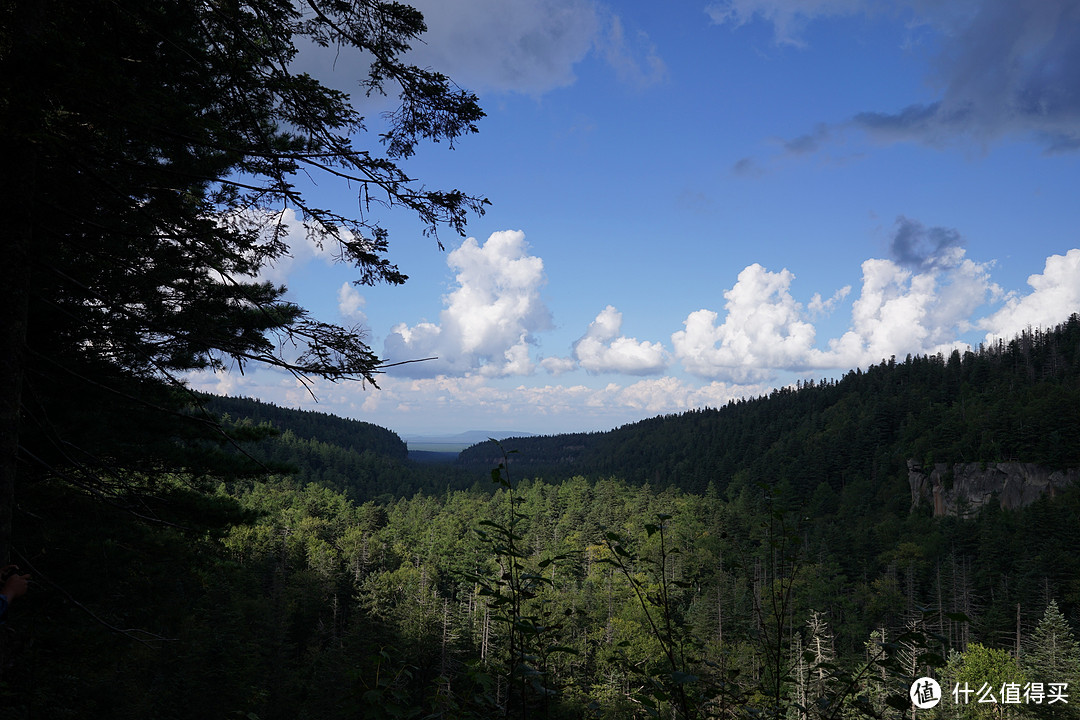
[194,394,478,502]
[4,319,1080,718]
[201,395,410,461]
[459,315,1080,495]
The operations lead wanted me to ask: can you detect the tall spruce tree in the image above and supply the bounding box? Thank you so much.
[0,0,486,561]
[1024,601,1080,719]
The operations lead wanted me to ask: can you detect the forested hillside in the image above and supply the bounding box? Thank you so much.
[196,394,477,501]
[202,394,410,460]
[460,314,1080,497]
[5,319,1080,719]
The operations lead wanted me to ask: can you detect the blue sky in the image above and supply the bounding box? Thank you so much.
[191,0,1080,437]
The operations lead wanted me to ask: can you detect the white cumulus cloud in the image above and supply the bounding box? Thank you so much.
[384,230,552,377]
[814,253,1000,367]
[979,249,1080,341]
[574,305,668,375]
[672,264,817,381]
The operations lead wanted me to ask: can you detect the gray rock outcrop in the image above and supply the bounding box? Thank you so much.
[908,460,1079,517]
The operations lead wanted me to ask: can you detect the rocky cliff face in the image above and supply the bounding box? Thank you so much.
[908,460,1079,517]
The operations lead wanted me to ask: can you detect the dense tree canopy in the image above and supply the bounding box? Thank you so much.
[0,0,486,561]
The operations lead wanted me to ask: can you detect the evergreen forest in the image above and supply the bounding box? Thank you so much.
[4,1,1080,717]
[3,317,1080,719]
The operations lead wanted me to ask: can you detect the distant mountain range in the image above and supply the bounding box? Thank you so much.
[404,429,535,447]
[403,427,533,444]
[403,430,537,462]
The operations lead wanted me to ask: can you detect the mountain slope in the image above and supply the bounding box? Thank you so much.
[201,394,408,460]
[458,315,1080,499]
[198,394,476,499]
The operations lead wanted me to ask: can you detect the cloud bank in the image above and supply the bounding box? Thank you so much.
[381,228,1075,385]
[200,371,773,435]
[666,236,1072,381]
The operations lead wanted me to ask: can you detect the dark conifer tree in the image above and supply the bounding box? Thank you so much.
[0,0,487,560]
